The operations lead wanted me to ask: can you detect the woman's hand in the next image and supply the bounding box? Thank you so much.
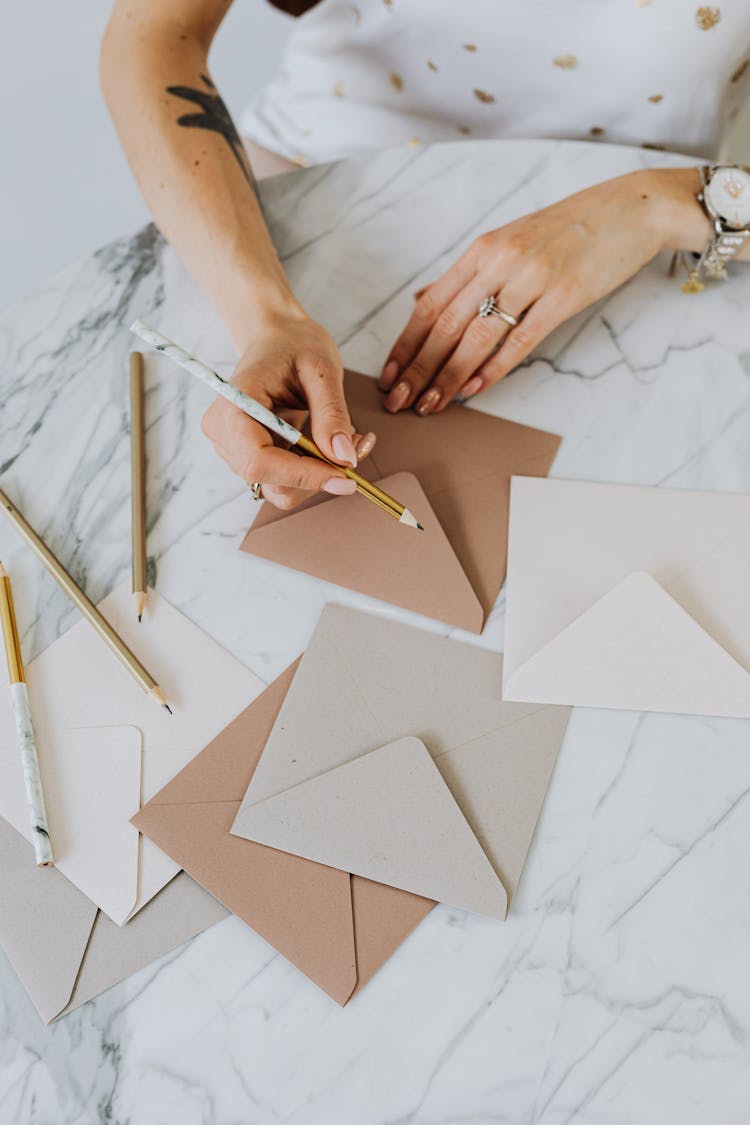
[202,303,376,510]
[379,168,706,414]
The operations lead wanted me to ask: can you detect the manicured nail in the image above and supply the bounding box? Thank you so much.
[379,360,399,390]
[461,375,484,398]
[415,388,441,416]
[384,380,410,413]
[323,476,357,495]
[332,432,357,467]
[355,431,377,458]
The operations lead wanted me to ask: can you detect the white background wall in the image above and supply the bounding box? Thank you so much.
[0,2,291,311]
[1,2,749,312]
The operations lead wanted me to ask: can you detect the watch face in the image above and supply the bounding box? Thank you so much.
[705,167,750,229]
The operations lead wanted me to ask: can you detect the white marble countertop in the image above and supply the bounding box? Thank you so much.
[2,138,750,1124]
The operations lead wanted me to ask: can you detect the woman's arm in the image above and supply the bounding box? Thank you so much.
[101,0,372,508]
[380,167,750,415]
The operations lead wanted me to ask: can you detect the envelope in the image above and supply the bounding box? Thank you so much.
[503,476,750,717]
[240,370,561,633]
[0,583,263,923]
[231,605,571,918]
[133,661,436,1006]
[0,814,227,1023]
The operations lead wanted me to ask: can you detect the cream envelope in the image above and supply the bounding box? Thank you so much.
[0,814,227,1023]
[0,583,262,923]
[240,370,562,634]
[503,476,750,717]
[231,605,571,917]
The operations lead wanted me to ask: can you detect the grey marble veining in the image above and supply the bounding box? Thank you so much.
[2,139,750,1124]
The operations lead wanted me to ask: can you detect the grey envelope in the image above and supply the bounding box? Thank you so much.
[0,816,227,1023]
[231,606,571,918]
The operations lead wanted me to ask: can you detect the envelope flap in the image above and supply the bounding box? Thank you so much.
[241,471,485,633]
[0,816,97,1023]
[234,737,508,919]
[504,571,750,717]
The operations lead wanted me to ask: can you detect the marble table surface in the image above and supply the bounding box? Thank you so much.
[3,138,750,1125]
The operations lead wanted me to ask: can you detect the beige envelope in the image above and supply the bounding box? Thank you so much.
[503,476,750,717]
[231,605,570,916]
[240,370,562,634]
[0,583,262,923]
[0,814,227,1023]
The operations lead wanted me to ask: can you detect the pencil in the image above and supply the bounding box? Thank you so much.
[130,320,423,530]
[130,351,148,621]
[0,563,53,866]
[0,491,171,712]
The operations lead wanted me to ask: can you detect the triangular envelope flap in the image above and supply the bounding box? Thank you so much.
[238,604,509,809]
[237,737,508,920]
[504,571,750,718]
[0,816,97,1023]
[241,471,484,633]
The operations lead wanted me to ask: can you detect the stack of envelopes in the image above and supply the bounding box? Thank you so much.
[240,371,562,633]
[0,584,262,1022]
[135,605,572,1004]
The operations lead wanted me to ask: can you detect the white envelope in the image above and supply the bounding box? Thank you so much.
[503,476,750,717]
[0,583,263,923]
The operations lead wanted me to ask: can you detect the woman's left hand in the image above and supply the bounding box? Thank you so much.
[379,168,703,414]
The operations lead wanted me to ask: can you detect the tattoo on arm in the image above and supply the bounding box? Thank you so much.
[166,74,257,193]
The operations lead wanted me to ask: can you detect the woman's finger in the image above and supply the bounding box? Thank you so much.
[296,353,358,467]
[472,290,567,390]
[204,396,354,496]
[419,275,543,413]
[379,251,478,390]
[383,277,492,414]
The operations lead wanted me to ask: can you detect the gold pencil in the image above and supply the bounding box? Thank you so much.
[0,490,171,712]
[130,351,148,621]
[0,562,54,866]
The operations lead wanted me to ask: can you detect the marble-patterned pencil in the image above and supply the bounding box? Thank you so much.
[0,562,53,867]
[130,319,423,530]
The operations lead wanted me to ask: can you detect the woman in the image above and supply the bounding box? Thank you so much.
[101,0,750,511]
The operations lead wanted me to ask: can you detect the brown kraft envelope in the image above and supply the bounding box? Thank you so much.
[240,370,562,633]
[133,662,434,1006]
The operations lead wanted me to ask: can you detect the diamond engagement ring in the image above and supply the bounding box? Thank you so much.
[478,296,519,326]
[250,481,264,501]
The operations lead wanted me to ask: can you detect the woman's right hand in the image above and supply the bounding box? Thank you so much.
[201,303,376,510]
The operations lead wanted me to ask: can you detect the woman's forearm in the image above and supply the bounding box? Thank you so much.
[100,0,298,351]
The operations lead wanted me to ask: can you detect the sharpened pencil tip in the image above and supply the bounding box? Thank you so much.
[417,522,424,531]
[163,703,173,715]
[137,614,142,623]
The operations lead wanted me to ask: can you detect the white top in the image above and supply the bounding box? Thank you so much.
[242,0,750,164]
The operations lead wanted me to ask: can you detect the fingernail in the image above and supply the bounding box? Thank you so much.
[332,432,357,467]
[379,360,399,390]
[415,388,441,416]
[355,431,377,458]
[384,380,410,413]
[462,375,484,398]
[323,476,357,495]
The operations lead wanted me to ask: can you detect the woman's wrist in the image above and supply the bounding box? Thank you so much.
[642,167,712,254]
[220,269,306,354]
